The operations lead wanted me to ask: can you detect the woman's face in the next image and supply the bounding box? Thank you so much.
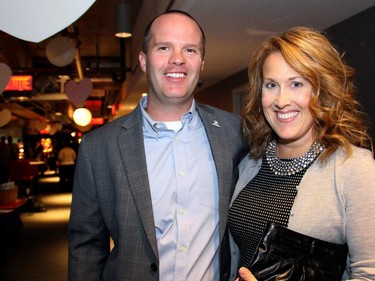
[261,51,315,149]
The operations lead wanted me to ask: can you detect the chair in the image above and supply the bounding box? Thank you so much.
[8,160,46,213]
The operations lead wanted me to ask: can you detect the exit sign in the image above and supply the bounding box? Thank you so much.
[5,75,33,91]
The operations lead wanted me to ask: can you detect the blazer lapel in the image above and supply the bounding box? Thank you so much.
[117,106,159,259]
[196,104,234,240]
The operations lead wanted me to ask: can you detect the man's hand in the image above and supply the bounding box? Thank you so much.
[235,267,258,281]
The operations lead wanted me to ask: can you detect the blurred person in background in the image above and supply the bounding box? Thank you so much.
[7,136,19,160]
[0,136,11,183]
[57,142,76,192]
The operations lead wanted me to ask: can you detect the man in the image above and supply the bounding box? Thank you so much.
[68,10,246,281]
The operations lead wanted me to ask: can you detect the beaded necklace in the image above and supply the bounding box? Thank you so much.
[266,140,325,176]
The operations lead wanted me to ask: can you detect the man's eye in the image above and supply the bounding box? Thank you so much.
[186,48,197,53]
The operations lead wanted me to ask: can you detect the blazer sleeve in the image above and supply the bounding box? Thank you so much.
[68,133,111,280]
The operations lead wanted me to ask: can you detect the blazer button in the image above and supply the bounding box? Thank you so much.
[151,263,158,272]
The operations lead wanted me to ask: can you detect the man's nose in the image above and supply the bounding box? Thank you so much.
[169,50,185,65]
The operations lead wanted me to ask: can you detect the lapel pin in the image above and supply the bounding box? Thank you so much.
[212,120,220,127]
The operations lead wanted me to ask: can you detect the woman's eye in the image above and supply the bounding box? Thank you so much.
[292,81,303,87]
[265,82,276,89]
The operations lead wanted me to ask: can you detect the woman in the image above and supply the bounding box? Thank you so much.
[228,26,375,280]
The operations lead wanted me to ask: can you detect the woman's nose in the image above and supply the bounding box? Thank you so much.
[274,89,290,108]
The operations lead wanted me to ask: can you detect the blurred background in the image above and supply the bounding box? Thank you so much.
[0,1,374,280]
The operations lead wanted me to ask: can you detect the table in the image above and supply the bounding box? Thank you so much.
[0,198,27,211]
[0,198,26,260]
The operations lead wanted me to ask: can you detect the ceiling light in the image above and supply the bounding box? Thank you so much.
[73,108,92,127]
[115,3,132,38]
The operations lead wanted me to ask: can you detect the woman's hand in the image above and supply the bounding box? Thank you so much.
[235,267,258,281]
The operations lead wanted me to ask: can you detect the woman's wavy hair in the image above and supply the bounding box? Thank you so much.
[242,26,372,162]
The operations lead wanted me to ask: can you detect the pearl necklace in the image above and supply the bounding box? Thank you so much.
[266,140,325,176]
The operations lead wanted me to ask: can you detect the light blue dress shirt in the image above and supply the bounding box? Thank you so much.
[141,96,220,281]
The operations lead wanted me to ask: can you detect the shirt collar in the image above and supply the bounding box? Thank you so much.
[140,96,199,134]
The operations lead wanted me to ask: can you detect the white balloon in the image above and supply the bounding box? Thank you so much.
[30,119,47,131]
[0,63,12,93]
[46,36,75,67]
[0,109,12,127]
[0,0,95,43]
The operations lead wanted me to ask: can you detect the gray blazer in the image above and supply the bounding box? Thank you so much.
[68,102,247,281]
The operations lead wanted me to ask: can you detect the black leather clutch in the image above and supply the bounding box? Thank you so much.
[243,222,348,281]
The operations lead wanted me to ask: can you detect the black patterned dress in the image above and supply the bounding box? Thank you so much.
[228,156,310,269]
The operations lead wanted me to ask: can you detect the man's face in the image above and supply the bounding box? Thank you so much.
[139,13,204,112]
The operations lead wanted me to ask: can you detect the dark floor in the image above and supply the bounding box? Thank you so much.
[0,177,71,281]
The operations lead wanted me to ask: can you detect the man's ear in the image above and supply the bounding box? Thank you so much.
[139,51,147,73]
